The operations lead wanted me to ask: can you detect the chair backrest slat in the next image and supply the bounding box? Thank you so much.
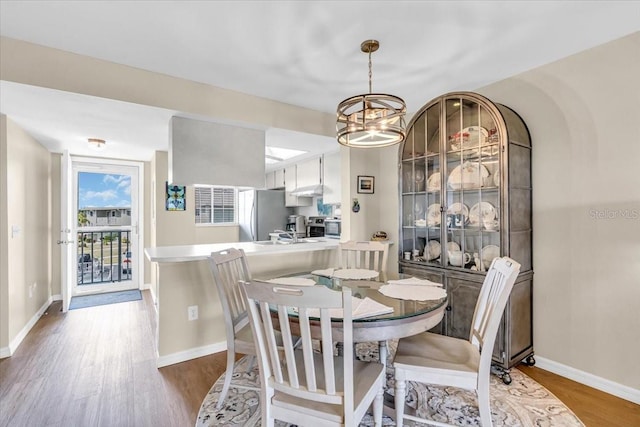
[339,240,389,273]
[298,309,317,391]
[242,280,353,406]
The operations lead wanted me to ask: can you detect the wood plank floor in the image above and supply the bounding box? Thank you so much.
[0,290,637,426]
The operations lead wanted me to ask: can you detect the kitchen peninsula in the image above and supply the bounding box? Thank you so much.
[145,239,340,367]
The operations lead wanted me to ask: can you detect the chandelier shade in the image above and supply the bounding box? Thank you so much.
[336,40,406,148]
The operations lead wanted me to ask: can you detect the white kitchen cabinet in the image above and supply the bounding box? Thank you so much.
[285,165,312,207]
[266,171,275,189]
[265,169,285,189]
[322,151,341,205]
[274,169,285,189]
[296,157,322,188]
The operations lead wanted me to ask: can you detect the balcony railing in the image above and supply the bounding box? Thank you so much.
[77,229,132,285]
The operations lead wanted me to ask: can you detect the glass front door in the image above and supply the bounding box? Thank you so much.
[72,161,140,296]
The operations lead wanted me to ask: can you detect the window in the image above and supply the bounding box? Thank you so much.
[195,186,237,225]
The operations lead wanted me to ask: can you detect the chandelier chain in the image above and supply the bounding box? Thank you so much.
[368,48,373,93]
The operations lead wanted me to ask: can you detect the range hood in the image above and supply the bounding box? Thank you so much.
[290,185,323,196]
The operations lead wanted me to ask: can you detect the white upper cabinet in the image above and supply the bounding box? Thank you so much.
[322,151,341,205]
[296,158,322,188]
[274,169,285,189]
[285,165,312,207]
[266,169,285,189]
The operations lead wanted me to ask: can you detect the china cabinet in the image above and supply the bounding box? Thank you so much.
[398,92,533,383]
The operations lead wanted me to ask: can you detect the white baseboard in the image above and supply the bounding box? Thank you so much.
[535,356,640,405]
[52,294,62,301]
[0,296,53,359]
[0,346,10,358]
[156,341,227,368]
[140,282,151,291]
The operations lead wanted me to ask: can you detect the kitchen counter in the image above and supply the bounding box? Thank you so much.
[145,238,340,367]
[145,238,340,263]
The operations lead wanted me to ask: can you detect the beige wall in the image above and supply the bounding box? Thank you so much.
[477,32,640,390]
[151,151,239,247]
[0,115,52,351]
[341,145,400,276]
[0,115,8,349]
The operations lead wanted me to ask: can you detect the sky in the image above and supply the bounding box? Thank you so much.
[78,172,131,208]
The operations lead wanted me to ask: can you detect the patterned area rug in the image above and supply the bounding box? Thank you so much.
[196,342,584,426]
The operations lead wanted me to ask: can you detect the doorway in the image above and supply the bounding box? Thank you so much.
[71,159,142,296]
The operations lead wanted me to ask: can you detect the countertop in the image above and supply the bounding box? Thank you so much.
[145,238,340,263]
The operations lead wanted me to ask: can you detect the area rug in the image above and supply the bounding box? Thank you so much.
[69,289,142,310]
[196,342,584,427]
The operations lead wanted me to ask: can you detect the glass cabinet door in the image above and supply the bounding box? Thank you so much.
[401,104,441,266]
[443,96,501,272]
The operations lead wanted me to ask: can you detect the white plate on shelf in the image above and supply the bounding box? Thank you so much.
[469,202,497,225]
[447,202,469,217]
[415,169,425,184]
[426,240,441,260]
[426,203,441,226]
[481,245,500,268]
[426,172,440,191]
[447,241,461,252]
[448,162,490,190]
[493,169,500,187]
[414,219,427,227]
[462,126,489,148]
[449,126,489,149]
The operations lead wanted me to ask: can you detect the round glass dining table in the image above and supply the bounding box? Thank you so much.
[309,272,448,368]
[313,274,446,339]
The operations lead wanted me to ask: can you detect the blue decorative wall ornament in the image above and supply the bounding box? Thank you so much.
[352,198,360,213]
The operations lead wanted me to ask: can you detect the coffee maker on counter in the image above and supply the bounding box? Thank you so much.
[286,215,307,238]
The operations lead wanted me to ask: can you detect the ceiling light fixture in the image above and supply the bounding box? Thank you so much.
[336,39,406,148]
[88,138,106,150]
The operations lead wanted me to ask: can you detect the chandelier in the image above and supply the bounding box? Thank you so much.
[336,40,406,148]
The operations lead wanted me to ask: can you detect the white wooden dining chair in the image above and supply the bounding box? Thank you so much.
[207,248,258,409]
[241,280,385,427]
[393,256,521,427]
[339,240,389,273]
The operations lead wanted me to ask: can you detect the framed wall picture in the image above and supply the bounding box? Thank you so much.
[166,182,186,211]
[357,175,375,194]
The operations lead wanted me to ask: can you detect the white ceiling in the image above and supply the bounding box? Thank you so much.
[1,1,638,164]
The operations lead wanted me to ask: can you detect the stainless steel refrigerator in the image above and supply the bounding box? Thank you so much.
[238,190,293,242]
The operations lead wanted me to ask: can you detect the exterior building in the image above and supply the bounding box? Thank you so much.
[79,207,131,227]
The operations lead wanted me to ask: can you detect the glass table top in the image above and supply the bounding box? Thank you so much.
[308,272,447,323]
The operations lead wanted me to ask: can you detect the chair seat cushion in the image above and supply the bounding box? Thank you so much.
[394,332,480,380]
[272,351,384,423]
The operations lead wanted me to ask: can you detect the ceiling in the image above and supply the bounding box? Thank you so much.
[1,1,638,165]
